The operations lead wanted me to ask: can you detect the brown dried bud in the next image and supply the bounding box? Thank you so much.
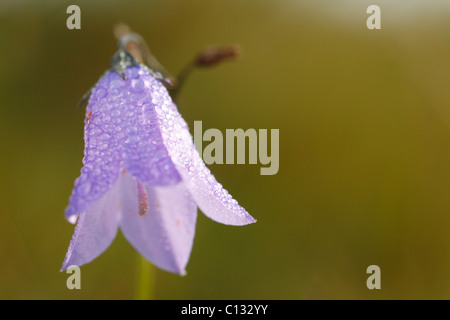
[195,45,241,68]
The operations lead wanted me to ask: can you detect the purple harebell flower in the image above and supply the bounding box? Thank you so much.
[61,31,256,275]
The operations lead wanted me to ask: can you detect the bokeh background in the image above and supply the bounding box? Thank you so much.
[0,0,449,299]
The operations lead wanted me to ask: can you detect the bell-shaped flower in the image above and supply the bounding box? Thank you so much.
[62,46,255,275]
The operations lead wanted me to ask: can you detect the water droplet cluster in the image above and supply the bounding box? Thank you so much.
[151,74,255,225]
[65,66,181,221]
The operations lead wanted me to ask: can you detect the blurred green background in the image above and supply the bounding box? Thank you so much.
[0,0,449,299]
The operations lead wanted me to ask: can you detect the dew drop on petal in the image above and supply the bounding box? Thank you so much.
[89,127,102,136]
[102,115,111,123]
[77,182,91,196]
[95,88,107,99]
[111,109,121,118]
[98,133,111,141]
[127,67,139,79]
[110,79,125,90]
[131,79,145,92]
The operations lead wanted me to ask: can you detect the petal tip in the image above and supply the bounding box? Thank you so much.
[66,214,78,225]
[60,259,70,272]
[238,214,257,226]
[248,217,257,224]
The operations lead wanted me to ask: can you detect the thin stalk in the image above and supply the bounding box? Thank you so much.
[135,254,155,300]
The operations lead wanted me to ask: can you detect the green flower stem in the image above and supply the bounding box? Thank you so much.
[136,254,155,300]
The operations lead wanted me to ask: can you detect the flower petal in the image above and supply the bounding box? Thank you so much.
[120,67,181,186]
[64,72,126,223]
[148,77,256,226]
[61,174,123,270]
[119,173,197,275]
